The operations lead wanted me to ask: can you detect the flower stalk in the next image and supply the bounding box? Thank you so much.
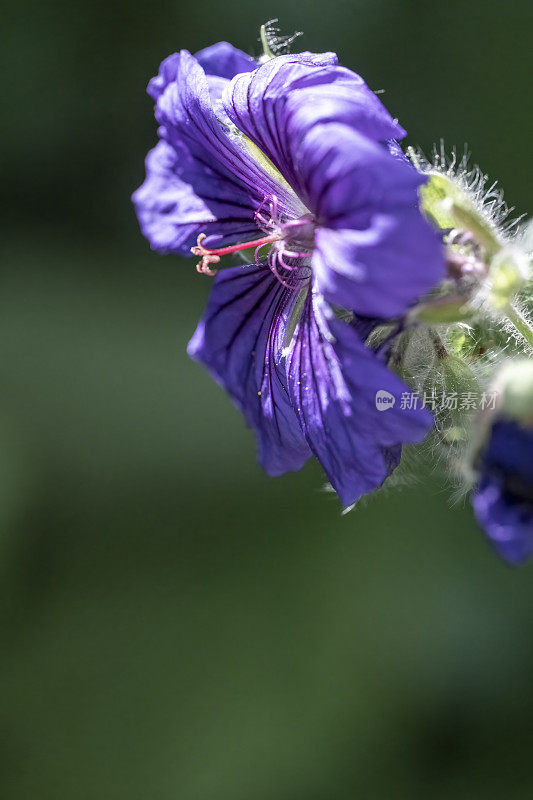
[506,302,533,349]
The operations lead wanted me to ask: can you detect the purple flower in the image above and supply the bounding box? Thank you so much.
[133,41,445,505]
[472,419,533,564]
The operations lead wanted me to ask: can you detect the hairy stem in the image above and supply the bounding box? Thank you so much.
[506,303,533,349]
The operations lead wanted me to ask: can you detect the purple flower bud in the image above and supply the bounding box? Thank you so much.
[471,362,533,563]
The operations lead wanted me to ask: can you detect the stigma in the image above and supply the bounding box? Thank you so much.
[191,232,281,276]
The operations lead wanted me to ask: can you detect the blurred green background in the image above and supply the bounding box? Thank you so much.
[2,1,533,798]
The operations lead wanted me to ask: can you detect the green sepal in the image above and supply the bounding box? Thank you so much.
[419,172,500,254]
[489,248,529,309]
[412,295,475,324]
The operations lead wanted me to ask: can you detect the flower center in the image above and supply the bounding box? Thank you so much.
[191,195,315,290]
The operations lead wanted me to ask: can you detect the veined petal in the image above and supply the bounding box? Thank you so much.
[135,50,298,255]
[299,123,443,314]
[196,41,257,107]
[194,41,256,79]
[147,52,181,101]
[156,51,297,213]
[285,68,406,143]
[313,208,444,317]
[284,293,432,506]
[132,140,259,253]
[295,123,424,223]
[188,264,312,475]
[222,55,404,191]
[147,42,255,102]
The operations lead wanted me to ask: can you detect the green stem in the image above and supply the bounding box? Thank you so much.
[506,303,533,349]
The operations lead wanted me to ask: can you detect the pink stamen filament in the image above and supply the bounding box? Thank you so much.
[268,250,310,291]
[192,232,281,258]
[254,195,279,231]
[281,249,310,259]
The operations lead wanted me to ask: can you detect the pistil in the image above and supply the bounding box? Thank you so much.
[192,232,281,276]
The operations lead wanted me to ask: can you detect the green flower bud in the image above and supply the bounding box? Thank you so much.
[419,172,500,255]
[496,360,533,423]
[488,246,530,309]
